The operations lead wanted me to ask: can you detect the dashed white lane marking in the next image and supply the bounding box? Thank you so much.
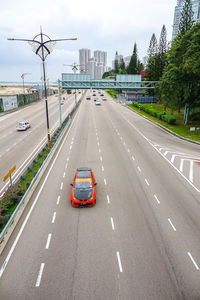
[107,195,110,204]
[132,156,135,161]
[116,252,123,273]
[164,151,168,156]
[168,218,176,231]
[99,149,101,153]
[137,166,141,172]
[13,143,17,146]
[63,172,66,178]
[6,148,10,152]
[45,233,52,249]
[67,157,69,162]
[127,149,130,153]
[123,142,126,146]
[100,156,103,162]
[60,182,63,190]
[189,161,194,183]
[71,141,73,145]
[52,212,56,223]
[56,195,60,205]
[188,252,199,270]
[97,142,100,146]
[65,163,68,169]
[145,179,150,186]
[102,166,104,171]
[104,178,107,185]
[120,137,122,140]
[111,217,115,230]
[154,194,160,204]
[35,263,45,287]
[70,145,72,150]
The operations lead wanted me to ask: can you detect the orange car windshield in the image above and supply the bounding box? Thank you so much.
[75,180,92,189]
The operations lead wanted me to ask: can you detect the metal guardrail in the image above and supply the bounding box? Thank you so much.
[0,91,84,247]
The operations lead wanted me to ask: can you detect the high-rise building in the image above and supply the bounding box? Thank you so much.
[79,48,91,73]
[79,49,107,79]
[112,51,123,69]
[172,0,200,39]
[124,56,131,67]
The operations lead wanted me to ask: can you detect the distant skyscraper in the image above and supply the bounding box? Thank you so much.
[79,48,91,73]
[172,0,200,39]
[112,51,123,69]
[79,49,107,79]
[124,56,131,67]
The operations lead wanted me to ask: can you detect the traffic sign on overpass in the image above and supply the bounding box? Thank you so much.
[61,73,158,90]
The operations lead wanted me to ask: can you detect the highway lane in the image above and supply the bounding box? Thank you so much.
[0,92,79,192]
[0,91,200,299]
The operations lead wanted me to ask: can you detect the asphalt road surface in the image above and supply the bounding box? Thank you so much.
[0,92,78,193]
[0,91,200,299]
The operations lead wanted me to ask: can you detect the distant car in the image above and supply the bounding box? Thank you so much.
[93,93,96,96]
[101,94,104,96]
[16,121,31,131]
[70,167,97,207]
[95,100,101,105]
[86,96,91,100]
[94,97,98,101]
[102,97,107,101]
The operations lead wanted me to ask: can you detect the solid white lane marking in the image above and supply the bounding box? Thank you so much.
[60,182,63,190]
[104,178,107,185]
[57,195,60,205]
[52,212,56,224]
[137,166,141,172]
[45,233,52,249]
[171,155,176,163]
[132,156,135,161]
[107,195,110,204]
[63,172,66,178]
[168,218,176,231]
[100,156,103,161]
[154,194,160,204]
[102,165,104,171]
[116,252,123,273]
[189,161,194,183]
[145,179,150,186]
[111,217,115,230]
[35,263,45,287]
[179,159,184,172]
[188,252,199,270]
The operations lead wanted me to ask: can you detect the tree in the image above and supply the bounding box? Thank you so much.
[146,34,159,85]
[127,43,138,74]
[178,0,194,36]
[119,57,125,70]
[148,33,158,59]
[158,25,168,78]
[157,22,200,123]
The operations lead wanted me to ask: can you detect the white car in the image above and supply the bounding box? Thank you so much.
[16,121,31,131]
[102,97,107,101]
[95,100,101,105]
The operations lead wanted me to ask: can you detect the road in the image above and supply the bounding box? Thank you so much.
[0,91,200,299]
[0,92,79,193]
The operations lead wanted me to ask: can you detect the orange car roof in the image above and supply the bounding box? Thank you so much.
[75,178,92,182]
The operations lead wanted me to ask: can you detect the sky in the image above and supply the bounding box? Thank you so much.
[0,0,177,83]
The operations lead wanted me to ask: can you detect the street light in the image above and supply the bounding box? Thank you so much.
[63,62,85,74]
[8,27,77,148]
[21,73,31,94]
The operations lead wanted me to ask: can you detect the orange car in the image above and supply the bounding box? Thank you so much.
[70,167,97,207]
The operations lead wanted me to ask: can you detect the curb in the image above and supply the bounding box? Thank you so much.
[126,105,200,146]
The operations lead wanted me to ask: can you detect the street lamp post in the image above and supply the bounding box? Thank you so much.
[21,73,31,94]
[8,27,77,148]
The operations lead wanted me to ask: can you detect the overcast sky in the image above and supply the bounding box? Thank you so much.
[0,0,177,82]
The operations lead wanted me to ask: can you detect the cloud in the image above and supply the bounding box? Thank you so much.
[0,0,177,81]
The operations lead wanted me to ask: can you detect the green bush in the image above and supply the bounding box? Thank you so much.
[189,111,200,121]
[161,114,176,124]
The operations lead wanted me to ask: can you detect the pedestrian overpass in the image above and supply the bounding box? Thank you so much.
[60,73,157,90]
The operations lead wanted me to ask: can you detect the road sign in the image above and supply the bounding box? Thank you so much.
[3,165,16,182]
